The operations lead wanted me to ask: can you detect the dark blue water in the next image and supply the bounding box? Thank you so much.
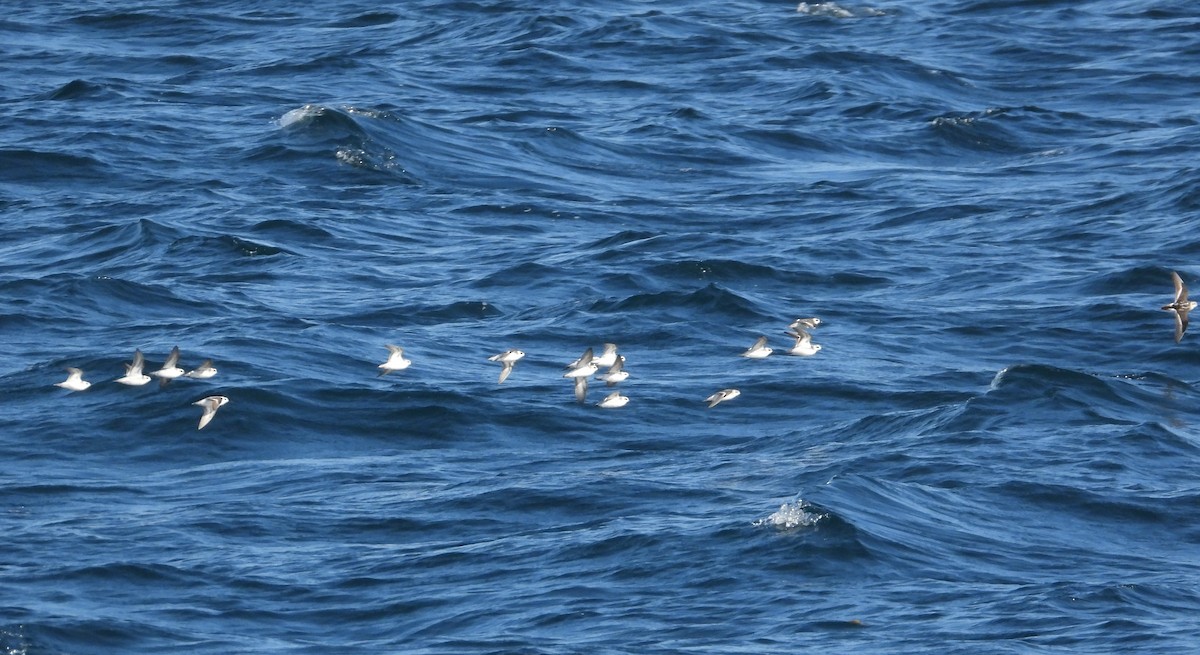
[4,1,1200,652]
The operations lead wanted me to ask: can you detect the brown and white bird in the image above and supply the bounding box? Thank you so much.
[1162,271,1197,343]
[785,329,821,356]
[488,349,525,384]
[705,388,741,408]
[789,317,822,331]
[193,395,229,430]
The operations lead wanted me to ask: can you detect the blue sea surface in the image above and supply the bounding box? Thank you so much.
[3,1,1200,652]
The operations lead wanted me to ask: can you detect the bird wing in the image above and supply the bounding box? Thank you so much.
[129,349,144,371]
[568,347,594,369]
[163,345,180,368]
[1172,271,1187,304]
[196,399,218,429]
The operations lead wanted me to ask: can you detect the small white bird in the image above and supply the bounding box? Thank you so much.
[705,388,741,408]
[596,391,629,408]
[185,359,218,379]
[565,349,598,403]
[193,395,229,430]
[55,367,91,392]
[789,317,822,331]
[488,349,525,384]
[378,345,411,375]
[150,345,185,382]
[1163,271,1197,343]
[115,349,151,386]
[564,360,599,379]
[573,376,589,403]
[595,355,629,386]
[742,336,772,359]
[592,343,619,369]
[785,329,822,356]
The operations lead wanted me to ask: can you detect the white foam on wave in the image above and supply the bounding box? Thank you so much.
[335,147,367,167]
[335,146,402,172]
[278,103,324,128]
[279,104,385,129]
[796,2,885,18]
[0,625,29,655]
[754,499,828,531]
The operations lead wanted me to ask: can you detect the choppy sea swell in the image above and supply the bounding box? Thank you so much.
[3,1,1200,653]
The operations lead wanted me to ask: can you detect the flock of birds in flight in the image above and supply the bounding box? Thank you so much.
[50,316,826,430]
[51,272,1195,429]
[54,346,228,429]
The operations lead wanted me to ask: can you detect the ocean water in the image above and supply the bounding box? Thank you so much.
[3,0,1200,652]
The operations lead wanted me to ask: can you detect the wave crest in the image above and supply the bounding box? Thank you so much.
[754,499,830,531]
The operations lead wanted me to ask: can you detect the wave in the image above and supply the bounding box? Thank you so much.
[335,300,502,327]
[749,498,874,575]
[925,105,1121,158]
[169,234,293,259]
[795,2,886,18]
[247,218,335,242]
[266,103,610,193]
[35,79,116,101]
[0,274,211,324]
[753,499,830,531]
[812,474,1044,581]
[0,148,110,183]
[325,11,400,29]
[589,284,765,322]
[68,10,187,30]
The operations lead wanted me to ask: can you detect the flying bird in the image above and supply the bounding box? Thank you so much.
[785,329,822,356]
[742,336,772,359]
[378,345,411,375]
[488,349,525,384]
[705,388,741,408]
[193,395,229,430]
[185,359,218,379]
[115,349,151,386]
[56,367,91,392]
[1162,271,1197,343]
[150,345,185,385]
[596,391,629,408]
